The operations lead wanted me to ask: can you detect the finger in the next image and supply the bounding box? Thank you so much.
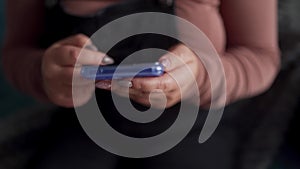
[61,82,95,99]
[72,84,95,100]
[167,65,199,99]
[54,34,114,66]
[132,61,198,94]
[166,64,197,92]
[128,90,172,109]
[95,80,112,90]
[113,85,152,107]
[56,34,91,47]
[129,87,180,103]
[52,45,107,66]
[78,48,114,66]
[83,44,116,64]
[100,81,172,108]
[131,74,178,93]
[111,80,133,96]
[110,82,130,98]
[159,44,195,72]
[103,80,136,98]
[129,89,167,100]
[58,67,94,86]
[129,95,151,107]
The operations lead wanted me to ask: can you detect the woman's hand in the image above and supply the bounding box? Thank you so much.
[96,44,203,109]
[42,34,113,107]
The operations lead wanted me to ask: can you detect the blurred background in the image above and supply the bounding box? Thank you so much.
[0,0,299,169]
[0,0,37,118]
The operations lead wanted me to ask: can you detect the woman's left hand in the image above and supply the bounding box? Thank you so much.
[96,44,204,109]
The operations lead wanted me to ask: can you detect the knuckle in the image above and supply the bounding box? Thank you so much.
[44,45,60,60]
[158,78,167,91]
[74,34,88,46]
[132,78,142,89]
[139,80,149,91]
[68,46,80,63]
[139,78,158,92]
[166,76,177,90]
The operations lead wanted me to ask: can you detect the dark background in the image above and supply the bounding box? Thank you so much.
[0,0,36,118]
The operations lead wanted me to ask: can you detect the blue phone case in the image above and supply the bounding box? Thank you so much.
[81,62,164,80]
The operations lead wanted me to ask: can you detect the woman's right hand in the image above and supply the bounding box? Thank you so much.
[41,34,113,107]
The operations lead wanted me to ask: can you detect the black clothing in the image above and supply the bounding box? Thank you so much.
[30,1,237,169]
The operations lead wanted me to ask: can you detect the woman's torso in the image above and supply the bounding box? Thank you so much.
[32,1,238,169]
[60,0,122,16]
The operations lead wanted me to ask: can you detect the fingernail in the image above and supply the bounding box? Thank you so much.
[117,80,133,88]
[102,56,115,65]
[160,58,171,68]
[85,44,98,51]
[96,81,111,89]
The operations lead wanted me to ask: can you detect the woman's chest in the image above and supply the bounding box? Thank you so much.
[61,0,121,16]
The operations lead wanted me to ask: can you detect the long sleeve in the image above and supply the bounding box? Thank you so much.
[175,0,280,105]
[1,0,120,102]
[2,0,49,102]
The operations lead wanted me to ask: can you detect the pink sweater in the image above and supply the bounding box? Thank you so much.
[2,0,280,106]
[176,0,280,104]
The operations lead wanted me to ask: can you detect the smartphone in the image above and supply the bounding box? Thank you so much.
[81,62,164,80]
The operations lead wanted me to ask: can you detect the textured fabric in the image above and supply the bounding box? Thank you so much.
[175,0,280,105]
